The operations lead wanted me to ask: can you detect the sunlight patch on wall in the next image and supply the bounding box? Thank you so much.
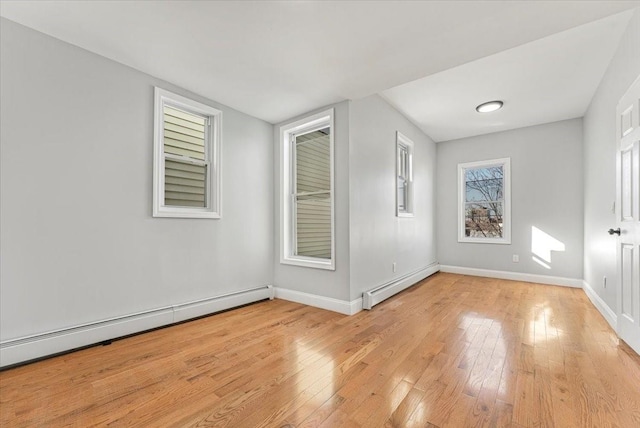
[531,226,565,269]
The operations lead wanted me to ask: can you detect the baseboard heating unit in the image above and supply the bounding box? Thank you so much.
[362,263,439,310]
[1,285,274,368]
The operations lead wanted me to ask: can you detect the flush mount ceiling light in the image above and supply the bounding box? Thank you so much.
[476,100,504,113]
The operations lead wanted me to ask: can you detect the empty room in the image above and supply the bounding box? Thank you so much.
[1,1,640,426]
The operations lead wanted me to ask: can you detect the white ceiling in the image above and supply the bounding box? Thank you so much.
[1,1,639,141]
[381,10,635,141]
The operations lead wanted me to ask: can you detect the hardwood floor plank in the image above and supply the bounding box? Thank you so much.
[534,364,555,428]
[2,273,640,427]
[296,393,345,428]
[513,369,538,426]
[489,398,514,427]
[404,380,446,427]
[548,360,580,428]
[283,361,367,426]
[384,386,426,428]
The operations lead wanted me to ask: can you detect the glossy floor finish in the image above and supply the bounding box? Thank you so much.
[1,273,640,427]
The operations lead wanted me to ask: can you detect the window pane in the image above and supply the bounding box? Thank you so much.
[465,202,503,238]
[165,159,207,207]
[294,127,331,260]
[163,106,206,161]
[397,176,407,211]
[295,192,331,259]
[398,145,408,179]
[296,128,330,194]
[465,166,503,202]
[153,88,222,218]
[458,158,510,243]
[396,134,413,216]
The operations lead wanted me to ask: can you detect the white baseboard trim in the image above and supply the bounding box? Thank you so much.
[582,280,617,330]
[172,285,274,323]
[274,287,362,316]
[439,265,583,288]
[0,285,273,368]
[362,263,441,310]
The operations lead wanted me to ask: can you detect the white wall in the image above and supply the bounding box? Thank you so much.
[349,95,437,300]
[273,101,352,302]
[583,9,640,310]
[0,19,273,342]
[437,118,584,280]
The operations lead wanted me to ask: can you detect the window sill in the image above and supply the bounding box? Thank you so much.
[153,208,221,219]
[458,237,511,245]
[281,256,335,271]
[397,212,414,218]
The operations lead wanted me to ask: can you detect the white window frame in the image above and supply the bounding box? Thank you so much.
[458,157,511,244]
[153,87,222,219]
[280,109,335,270]
[396,132,414,217]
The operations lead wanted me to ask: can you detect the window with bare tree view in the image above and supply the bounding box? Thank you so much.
[465,166,504,237]
[458,158,511,244]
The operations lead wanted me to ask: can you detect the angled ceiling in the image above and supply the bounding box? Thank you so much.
[381,10,635,141]
[1,1,639,140]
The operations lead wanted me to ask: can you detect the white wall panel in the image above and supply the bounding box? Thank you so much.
[349,95,437,301]
[437,119,584,280]
[0,19,273,345]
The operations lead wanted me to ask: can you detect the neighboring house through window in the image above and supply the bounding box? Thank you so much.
[458,158,511,243]
[280,109,335,270]
[153,87,222,218]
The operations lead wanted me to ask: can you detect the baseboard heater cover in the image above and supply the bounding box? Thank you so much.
[0,285,274,368]
[362,263,440,310]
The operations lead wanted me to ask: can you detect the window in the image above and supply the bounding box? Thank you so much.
[280,109,334,270]
[458,158,511,244]
[396,132,414,217]
[153,88,222,218]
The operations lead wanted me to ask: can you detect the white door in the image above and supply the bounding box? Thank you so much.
[616,75,640,354]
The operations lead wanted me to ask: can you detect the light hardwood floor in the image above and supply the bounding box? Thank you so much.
[1,273,640,427]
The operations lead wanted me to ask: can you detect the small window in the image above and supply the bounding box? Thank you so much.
[280,109,334,270]
[396,132,414,217]
[458,158,511,244]
[153,88,222,218]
